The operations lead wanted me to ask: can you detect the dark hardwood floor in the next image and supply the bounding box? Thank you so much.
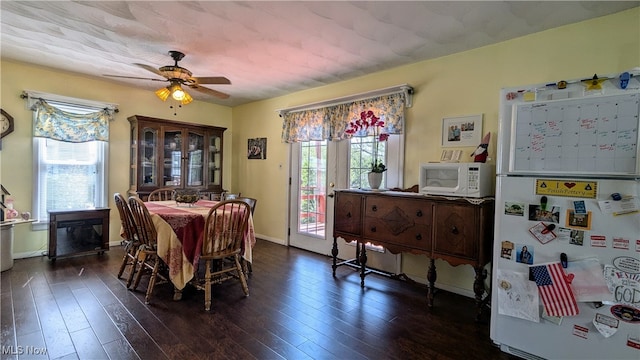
[1,239,518,360]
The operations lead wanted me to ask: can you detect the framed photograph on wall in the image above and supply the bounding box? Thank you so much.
[441,114,483,147]
[248,137,267,159]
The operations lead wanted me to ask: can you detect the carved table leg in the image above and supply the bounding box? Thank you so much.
[331,236,339,277]
[473,266,488,321]
[173,287,183,301]
[359,241,367,288]
[426,258,436,307]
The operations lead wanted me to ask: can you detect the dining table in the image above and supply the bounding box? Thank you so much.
[143,199,256,299]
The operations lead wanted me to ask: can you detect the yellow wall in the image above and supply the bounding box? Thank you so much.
[0,61,233,256]
[1,8,638,295]
[231,8,639,293]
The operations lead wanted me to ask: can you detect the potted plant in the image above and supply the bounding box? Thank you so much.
[345,110,388,189]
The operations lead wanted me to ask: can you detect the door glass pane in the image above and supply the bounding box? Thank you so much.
[208,134,220,186]
[298,140,327,237]
[187,131,204,186]
[164,130,182,186]
[142,127,157,186]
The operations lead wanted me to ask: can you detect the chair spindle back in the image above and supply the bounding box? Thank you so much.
[114,193,138,242]
[128,196,158,247]
[201,200,251,258]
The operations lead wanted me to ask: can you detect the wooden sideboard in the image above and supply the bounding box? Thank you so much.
[332,189,494,316]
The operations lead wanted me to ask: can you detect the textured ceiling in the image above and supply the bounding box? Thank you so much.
[1,1,637,106]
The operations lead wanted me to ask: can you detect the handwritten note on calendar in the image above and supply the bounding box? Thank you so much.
[511,92,639,175]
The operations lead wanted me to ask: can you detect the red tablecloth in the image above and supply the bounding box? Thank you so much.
[145,200,255,290]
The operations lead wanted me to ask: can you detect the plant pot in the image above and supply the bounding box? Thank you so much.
[367,172,383,190]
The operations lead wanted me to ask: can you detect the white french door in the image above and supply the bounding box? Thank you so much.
[289,140,341,254]
[288,140,400,273]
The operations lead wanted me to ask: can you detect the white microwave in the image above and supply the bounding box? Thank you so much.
[419,162,494,198]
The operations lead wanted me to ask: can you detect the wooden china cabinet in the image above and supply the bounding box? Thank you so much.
[128,115,226,199]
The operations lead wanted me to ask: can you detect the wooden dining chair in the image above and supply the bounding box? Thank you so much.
[114,193,140,287]
[199,200,252,311]
[128,196,164,304]
[221,192,241,200]
[236,197,257,215]
[148,187,175,201]
[236,196,257,274]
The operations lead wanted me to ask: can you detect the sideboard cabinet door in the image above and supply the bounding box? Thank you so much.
[334,191,362,238]
[432,202,479,264]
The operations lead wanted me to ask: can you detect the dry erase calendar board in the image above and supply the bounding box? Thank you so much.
[512,92,639,174]
[497,74,640,177]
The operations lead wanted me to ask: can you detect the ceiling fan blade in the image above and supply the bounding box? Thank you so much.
[189,84,230,99]
[103,74,167,82]
[193,76,231,85]
[134,63,164,77]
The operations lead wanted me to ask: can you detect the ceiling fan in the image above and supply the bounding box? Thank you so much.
[104,50,230,104]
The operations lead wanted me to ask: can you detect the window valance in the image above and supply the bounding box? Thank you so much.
[31,99,113,142]
[281,91,408,143]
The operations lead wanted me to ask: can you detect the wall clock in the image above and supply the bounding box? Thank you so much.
[0,109,15,139]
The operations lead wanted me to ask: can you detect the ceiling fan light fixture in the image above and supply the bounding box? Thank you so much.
[180,91,193,105]
[159,66,192,81]
[170,83,186,101]
[155,86,171,101]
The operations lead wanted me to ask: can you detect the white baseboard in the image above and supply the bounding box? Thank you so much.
[254,233,286,245]
[13,250,48,259]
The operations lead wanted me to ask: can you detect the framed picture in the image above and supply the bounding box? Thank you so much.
[247,137,267,159]
[441,114,483,147]
[440,149,462,162]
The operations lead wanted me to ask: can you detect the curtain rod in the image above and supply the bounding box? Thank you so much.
[276,84,413,116]
[20,90,119,113]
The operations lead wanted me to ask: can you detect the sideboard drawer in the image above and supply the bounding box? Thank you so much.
[364,195,430,224]
[363,219,431,252]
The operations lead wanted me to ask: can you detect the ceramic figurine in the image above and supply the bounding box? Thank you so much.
[471,132,491,163]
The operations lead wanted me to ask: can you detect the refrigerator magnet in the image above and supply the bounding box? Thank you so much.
[566,210,592,230]
[529,222,557,244]
[573,200,587,214]
[593,313,619,338]
[516,244,534,264]
[500,241,515,260]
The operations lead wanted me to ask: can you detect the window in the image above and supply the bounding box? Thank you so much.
[348,134,402,190]
[32,102,108,229]
[349,135,385,188]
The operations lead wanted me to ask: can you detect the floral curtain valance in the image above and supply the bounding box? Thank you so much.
[281,92,406,143]
[31,99,113,142]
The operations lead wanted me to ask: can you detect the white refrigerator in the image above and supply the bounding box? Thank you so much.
[490,72,640,359]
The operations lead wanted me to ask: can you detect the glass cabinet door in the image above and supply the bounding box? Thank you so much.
[129,115,226,196]
[186,130,204,187]
[163,129,182,186]
[208,133,222,187]
[141,126,158,187]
